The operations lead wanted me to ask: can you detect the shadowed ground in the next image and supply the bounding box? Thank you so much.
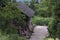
[29,26,49,40]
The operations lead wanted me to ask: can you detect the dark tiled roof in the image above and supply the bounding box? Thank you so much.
[17,2,35,17]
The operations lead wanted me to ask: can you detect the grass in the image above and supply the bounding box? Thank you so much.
[46,38,59,40]
[0,34,27,40]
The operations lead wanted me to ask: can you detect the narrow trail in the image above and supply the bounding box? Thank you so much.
[29,26,49,40]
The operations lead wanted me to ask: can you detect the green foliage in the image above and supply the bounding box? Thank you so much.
[47,1,60,38]
[30,0,60,39]
[0,0,27,39]
[48,18,57,38]
[0,33,26,40]
[57,23,60,36]
[0,0,26,34]
[32,16,54,25]
[30,0,52,17]
[0,0,11,7]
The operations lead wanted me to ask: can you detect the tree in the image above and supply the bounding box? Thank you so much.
[55,2,60,40]
[30,0,60,40]
[0,0,26,34]
[48,0,60,40]
[30,0,53,17]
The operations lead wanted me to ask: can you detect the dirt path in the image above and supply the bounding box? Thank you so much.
[29,26,49,40]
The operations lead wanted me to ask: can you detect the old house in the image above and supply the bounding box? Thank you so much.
[17,2,35,38]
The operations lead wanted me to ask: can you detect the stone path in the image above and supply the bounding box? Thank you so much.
[29,26,49,40]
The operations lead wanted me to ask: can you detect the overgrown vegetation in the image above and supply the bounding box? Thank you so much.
[0,33,26,40]
[32,16,54,26]
[0,0,60,40]
[29,0,60,40]
[0,0,27,40]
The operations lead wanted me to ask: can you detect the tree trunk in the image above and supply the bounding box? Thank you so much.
[17,26,22,36]
[26,16,33,38]
[58,33,60,40]
[54,38,56,40]
[27,17,33,32]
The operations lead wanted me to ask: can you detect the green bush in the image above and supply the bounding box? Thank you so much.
[32,16,54,26]
[48,18,56,37]
[0,33,27,40]
[48,18,59,39]
[0,1,26,34]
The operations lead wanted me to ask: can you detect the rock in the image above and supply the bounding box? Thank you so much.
[29,26,49,40]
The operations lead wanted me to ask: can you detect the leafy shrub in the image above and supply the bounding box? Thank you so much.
[48,18,56,37]
[32,16,54,26]
[48,18,59,39]
[0,33,27,40]
[0,1,26,34]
